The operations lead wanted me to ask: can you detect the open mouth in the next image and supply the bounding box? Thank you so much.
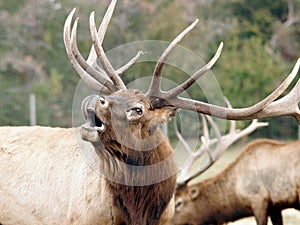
[81,95,105,131]
[80,95,106,142]
[80,112,105,143]
[87,110,104,129]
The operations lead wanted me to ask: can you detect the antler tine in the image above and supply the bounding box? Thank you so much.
[63,8,112,93]
[86,0,117,65]
[166,42,224,98]
[173,119,193,155]
[70,17,117,93]
[201,114,209,143]
[255,60,300,123]
[116,50,145,75]
[89,11,127,90]
[146,19,199,97]
[176,115,209,182]
[223,97,237,134]
[85,0,121,85]
[177,116,222,185]
[234,119,269,141]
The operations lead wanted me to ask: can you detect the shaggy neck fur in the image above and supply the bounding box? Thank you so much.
[92,125,177,225]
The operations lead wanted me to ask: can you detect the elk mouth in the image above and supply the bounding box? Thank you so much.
[80,111,105,143]
[87,110,104,129]
[80,95,107,142]
[80,112,104,142]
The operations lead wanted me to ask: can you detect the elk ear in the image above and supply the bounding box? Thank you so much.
[188,186,199,200]
[148,107,177,134]
[161,106,177,122]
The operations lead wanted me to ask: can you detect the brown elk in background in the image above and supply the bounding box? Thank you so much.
[173,137,300,225]
[1,0,300,224]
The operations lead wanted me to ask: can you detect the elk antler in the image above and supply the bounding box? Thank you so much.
[176,99,269,186]
[146,29,300,122]
[63,0,143,94]
[64,0,300,123]
[144,14,300,122]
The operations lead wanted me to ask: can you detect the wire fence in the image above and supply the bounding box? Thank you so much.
[0,92,73,127]
[250,116,299,141]
[0,92,30,126]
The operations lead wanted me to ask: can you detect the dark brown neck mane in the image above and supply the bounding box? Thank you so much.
[93,127,177,225]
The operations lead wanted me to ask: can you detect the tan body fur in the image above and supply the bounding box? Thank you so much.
[173,139,300,225]
[0,126,174,225]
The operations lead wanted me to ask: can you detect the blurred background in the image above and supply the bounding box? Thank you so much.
[0,0,299,140]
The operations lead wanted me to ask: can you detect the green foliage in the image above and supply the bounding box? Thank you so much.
[226,0,286,21]
[216,36,282,107]
[0,0,26,13]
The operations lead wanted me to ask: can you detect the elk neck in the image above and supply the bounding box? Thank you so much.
[92,124,177,225]
[191,170,252,224]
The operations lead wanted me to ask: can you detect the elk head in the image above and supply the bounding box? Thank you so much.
[80,90,176,147]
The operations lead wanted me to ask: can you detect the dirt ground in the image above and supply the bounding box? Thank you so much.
[228,208,300,224]
[228,209,300,224]
[179,141,300,224]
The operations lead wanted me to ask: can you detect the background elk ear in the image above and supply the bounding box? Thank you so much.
[188,186,199,200]
[148,107,177,134]
[175,197,184,211]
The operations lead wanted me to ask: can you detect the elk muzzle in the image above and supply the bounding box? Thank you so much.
[80,95,106,142]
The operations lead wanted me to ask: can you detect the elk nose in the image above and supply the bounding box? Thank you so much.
[81,95,100,119]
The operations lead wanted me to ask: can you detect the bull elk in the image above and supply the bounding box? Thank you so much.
[1,0,300,224]
[172,133,300,225]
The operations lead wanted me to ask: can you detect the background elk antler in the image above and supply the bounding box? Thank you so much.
[64,0,300,123]
[176,99,269,187]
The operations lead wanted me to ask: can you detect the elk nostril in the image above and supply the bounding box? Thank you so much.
[87,107,94,112]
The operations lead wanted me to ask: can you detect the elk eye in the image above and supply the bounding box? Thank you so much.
[131,103,144,115]
[132,107,143,115]
[126,104,144,121]
[175,199,183,211]
[98,96,108,108]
